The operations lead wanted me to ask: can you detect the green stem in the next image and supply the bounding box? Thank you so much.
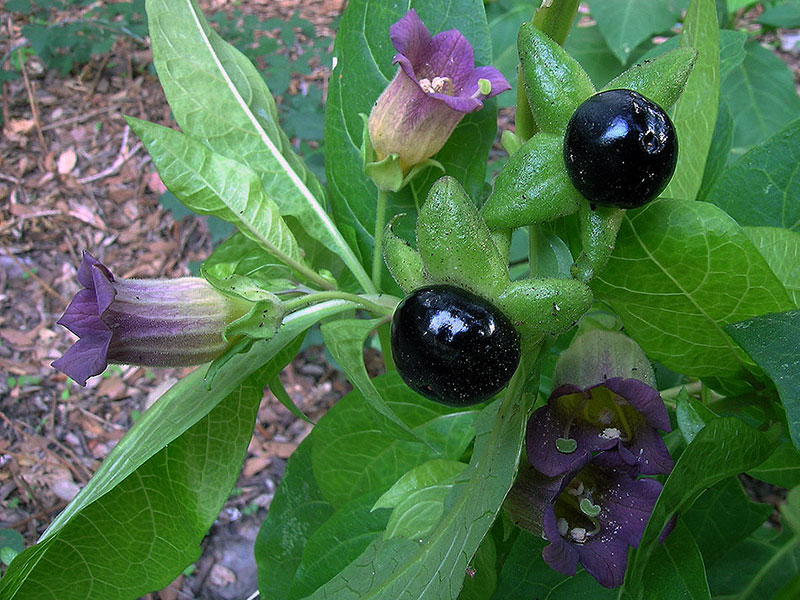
[372,189,390,291]
[282,291,394,317]
[377,322,395,372]
[532,0,581,46]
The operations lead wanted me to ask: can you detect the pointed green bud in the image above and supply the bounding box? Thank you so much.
[481,133,583,230]
[571,204,626,283]
[518,22,596,134]
[383,215,426,293]
[603,47,698,111]
[496,277,593,339]
[417,176,509,299]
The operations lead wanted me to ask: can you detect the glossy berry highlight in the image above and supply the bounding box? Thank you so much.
[391,285,521,406]
[563,89,678,209]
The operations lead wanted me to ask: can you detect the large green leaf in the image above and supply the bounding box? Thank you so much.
[311,373,478,508]
[640,519,710,600]
[302,363,534,600]
[696,99,734,201]
[662,0,719,201]
[320,318,423,443]
[744,227,800,307]
[622,417,772,599]
[706,118,800,232]
[255,438,335,600]
[129,118,332,291]
[586,0,677,64]
[721,41,800,157]
[565,21,626,88]
[681,477,772,566]
[725,309,800,450]
[0,300,361,600]
[324,0,499,278]
[492,530,616,599]
[592,199,793,390]
[145,0,371,292]
[749,442,800,489]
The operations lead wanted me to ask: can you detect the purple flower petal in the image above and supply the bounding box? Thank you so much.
[389,9,431,62]
[51,331,112,386]
[526,403,593,477]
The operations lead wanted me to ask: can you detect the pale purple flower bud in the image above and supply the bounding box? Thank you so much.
[52,252,251,386]
[367,9,510,172]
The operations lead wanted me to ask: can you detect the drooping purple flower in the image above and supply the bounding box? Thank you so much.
[367,9,510,173]
[506,451,663,589]
[540,451,664,588]
[527,330,673,477]
[52,252,251,386]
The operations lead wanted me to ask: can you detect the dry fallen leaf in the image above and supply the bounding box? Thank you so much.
[57,148,77,175]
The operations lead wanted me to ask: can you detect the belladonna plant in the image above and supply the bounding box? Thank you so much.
[526,330,674,477]
[367,9,510,175]
[52,252,251,386]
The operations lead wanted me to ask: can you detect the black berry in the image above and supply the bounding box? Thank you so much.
[391,285,521,406]
[563,89,678,209]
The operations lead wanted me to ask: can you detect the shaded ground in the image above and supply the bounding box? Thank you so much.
[1,2,799,599]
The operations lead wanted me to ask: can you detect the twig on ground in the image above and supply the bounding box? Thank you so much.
[18,48,47,151]
[77,124,142,184]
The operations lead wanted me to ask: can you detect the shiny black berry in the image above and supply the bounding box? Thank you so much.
[391,285,521,406]
[563,89,678,209]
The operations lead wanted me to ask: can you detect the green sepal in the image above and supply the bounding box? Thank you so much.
[571,204,626,283]
[496,277,593,339]
[500,130,523,156]
[417,176,509,300]
[603,46,698,110]
[491,229,513,263]
[517,22,596,134]
[361,113,444,192]
[481,133,583,230]
[383,215,426,293]
[223,298,284,341]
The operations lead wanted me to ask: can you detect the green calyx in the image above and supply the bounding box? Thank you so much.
[382,215,426,293]
[517,22,595,134]
[481,133,583,231]
[416,176,510,300]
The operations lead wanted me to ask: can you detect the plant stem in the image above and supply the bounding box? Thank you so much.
[282,291,394,317]
[532,0,581,46]
[372,189,390,291]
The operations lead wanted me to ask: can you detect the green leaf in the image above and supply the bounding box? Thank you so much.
[640,519,710,600]
[676,387,717,444]
[565,22,625,88]
[289,492,390,600]
[758,1,800,28]
[592,199,793,390]
[749,442,800,489]
[127,118,332,291]
[744,227,800,307]
[725,309,800,450]
[721,41,800,157]
[487,0,529,109]
[662,0,719,201]
[492,530,616,599]
[374,459,468,540]
[202,233,297,294]
[706,118,800,232]
[705,517,800,599]
[697,99,734,201]
[586,0,677,63]
[1,365,269,599]
[681,477,772,566]
[0,529,24,566]
[457,534,496,600]
[320,318,423,443]
[324,0,499,281]
[145,0,371,292]
[303,364,534,600]
[255,437,335,600]
[622,417,772,598]
[311,372,477,508]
